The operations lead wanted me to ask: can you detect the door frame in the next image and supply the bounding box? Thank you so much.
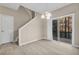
[47,13,75,46]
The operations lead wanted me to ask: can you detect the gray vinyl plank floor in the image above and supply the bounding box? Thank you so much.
[0,39,79,55]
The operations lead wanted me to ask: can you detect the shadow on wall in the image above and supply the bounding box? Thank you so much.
[14,6,36,41]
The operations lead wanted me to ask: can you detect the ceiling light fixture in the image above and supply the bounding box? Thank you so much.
[41,12,52,19]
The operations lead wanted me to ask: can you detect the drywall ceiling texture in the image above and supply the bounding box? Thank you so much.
[0,3,71,13]
[20,3,71,13]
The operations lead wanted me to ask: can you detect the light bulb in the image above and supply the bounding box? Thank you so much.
[45,12,52,19]
[41,14,45,19]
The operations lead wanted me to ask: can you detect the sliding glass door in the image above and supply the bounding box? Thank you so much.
[59,16,72,43]
[52,20,58,41]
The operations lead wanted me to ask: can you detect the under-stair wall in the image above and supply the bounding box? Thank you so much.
[19,14,43,46]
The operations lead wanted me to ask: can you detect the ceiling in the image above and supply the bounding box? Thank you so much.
[0,3,71,13]
[21,3,71,13]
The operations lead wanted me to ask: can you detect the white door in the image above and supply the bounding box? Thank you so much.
[0,14,14,45]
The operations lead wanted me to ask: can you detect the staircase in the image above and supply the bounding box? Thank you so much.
[18,13,43,46]
[15,6,36,43]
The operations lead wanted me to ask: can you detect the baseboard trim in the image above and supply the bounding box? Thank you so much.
[0,40,14,45]
[19,39,42,46]
[72,44,79,48]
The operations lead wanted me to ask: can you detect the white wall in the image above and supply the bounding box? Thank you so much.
[19,14,43,46]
